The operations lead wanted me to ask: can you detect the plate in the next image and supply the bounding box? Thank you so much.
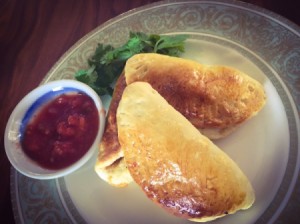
[10,0,300,223]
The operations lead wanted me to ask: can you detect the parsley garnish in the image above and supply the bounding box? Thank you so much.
[75,32,188,96]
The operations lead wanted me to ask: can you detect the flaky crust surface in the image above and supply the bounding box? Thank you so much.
[95,53,266,187]
[117,82,255,221]
[95,74,133,187]
[125,53,266,139]
[96,74,126,168]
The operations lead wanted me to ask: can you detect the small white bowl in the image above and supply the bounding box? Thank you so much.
[4,80,106,179]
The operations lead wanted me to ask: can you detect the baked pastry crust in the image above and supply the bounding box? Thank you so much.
[117,82,255,221]
[95,74,133,187]
[95,53,266,187]
[125,53,266,139]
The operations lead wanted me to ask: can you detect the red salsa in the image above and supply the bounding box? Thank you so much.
[21,92,99,170]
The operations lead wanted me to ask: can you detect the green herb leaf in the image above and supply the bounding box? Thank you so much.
[74,32,189,96]
[155,35,189,56]
[74,65,97,84]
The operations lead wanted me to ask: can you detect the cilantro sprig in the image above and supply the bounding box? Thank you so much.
[75,32,189,96]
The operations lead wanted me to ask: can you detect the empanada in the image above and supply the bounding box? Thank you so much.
[116,82,255,222]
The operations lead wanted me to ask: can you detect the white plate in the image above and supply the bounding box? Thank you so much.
[11,1,300,224]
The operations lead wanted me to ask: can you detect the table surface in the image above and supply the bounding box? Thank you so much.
[1,0,299,223]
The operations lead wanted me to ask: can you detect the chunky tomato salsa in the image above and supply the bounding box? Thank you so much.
[21,92,99,170]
